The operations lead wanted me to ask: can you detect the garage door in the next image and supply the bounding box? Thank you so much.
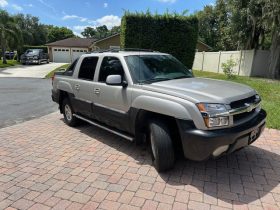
[52,48,71,63]
[72,48,88,62]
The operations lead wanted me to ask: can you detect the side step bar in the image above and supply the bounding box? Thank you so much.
[73,114,134,142]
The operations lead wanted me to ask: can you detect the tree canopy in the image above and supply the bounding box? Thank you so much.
[195,0,280,78]
[81,25,120,39]
[46,26,75,43]
[0,10,76,51]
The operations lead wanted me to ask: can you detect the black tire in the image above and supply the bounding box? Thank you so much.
[149,120,175,172]
[62,98,79,127]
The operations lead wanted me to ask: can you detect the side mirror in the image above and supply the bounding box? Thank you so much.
[189,69,194,76]
[106,75,127,87]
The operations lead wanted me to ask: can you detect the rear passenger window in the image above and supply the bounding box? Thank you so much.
[98,57,124,82]
[78,57,99,80]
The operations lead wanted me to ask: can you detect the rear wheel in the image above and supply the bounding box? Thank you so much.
[149,120,175,172]
[62,98,79,127]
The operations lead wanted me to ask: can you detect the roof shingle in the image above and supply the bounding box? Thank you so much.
[46,38,96,48]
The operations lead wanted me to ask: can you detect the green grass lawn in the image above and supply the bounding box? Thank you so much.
[193,70,280,130]
[45,64,70,79]
[0,60,20,68]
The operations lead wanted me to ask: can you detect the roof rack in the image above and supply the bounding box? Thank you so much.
[87,48,158,54]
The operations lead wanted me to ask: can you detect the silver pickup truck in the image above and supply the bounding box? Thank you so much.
[51,50,266,172]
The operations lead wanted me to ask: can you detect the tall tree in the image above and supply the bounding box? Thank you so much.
[81,27,96,38]
[81,25,120,39]
[47,26,75,43]
[13,14,47,46]
[95,25,109,39]
[195,5,219,50]
[215,0,234,50]
[0,10,21,64]
[246,0,265,49]
[110,26,121,35]
[262,0,280,78]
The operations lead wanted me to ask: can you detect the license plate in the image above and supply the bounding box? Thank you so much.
[250,127,259,142]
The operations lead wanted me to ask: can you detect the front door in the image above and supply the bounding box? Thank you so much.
[93,56,131,132]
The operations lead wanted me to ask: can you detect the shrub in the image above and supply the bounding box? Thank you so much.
[120,12,198,69]
[222,57,237,79]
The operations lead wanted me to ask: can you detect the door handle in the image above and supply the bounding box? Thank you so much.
[74,84,80,90]
[94,88,100,94]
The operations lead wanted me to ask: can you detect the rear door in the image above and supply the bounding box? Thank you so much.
[71,56,99,117]
[92,56,132,132]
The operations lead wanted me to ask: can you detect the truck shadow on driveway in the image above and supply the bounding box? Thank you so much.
[74,121,280,206]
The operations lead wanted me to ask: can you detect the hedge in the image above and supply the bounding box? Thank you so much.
[120,12,198,68]
[22,45,48,53]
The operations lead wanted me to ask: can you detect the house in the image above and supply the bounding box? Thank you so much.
[46,38,96,63]
[196,41,212,52]
[92,33,121,50]
[47,34,212,63]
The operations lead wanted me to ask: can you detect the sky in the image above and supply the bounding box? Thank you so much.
[0,0,214,36]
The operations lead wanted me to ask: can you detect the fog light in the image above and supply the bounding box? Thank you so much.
[213,145,229,157]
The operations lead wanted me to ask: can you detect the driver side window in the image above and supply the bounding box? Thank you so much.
[98,56,125,82]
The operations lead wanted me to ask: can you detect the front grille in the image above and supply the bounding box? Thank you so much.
[230,95,256,109]
[233,108,256,123]
[230,95,258,123]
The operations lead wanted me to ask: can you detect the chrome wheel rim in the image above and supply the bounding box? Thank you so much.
[64,104,72,121]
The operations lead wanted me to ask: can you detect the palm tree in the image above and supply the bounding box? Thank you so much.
[0,10,21,64]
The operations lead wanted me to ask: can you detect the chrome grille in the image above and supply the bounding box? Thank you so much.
[230,95,256,109]
[230,95,260,123]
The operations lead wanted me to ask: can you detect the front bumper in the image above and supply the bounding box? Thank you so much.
[21,59,39,64]
[51,89,59,103]
[177,109,266,161]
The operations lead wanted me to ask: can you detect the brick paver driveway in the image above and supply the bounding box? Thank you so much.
[0,112,279,210]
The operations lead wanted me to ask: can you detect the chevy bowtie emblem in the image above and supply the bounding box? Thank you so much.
[245,103,253,112]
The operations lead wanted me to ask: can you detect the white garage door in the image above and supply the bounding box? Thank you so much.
[53,48,71,63]
[72,48,88,61]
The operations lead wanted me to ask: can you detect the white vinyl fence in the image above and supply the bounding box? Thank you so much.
[192,50,270,77]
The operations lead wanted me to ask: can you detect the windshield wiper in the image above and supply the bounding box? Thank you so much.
[173,75,192,80]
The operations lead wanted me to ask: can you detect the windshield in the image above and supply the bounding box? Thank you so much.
[25,49,40,55]
[125,54,193,84]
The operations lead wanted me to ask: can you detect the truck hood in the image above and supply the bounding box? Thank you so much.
[142,77,256,104]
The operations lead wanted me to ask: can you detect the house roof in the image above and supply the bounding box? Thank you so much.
[197,40,212,50]
[93,33,120,44]
[46,38,97,48]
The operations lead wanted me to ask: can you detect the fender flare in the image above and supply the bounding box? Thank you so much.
[57,81,74,94]
[132,95,191,120]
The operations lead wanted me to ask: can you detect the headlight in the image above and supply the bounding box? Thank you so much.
[197,103,229,128]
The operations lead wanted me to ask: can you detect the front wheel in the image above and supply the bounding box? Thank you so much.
[62,98,79,127]
[149,120,175,172]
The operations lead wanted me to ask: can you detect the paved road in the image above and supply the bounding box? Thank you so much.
[0,78,58,128]
[0,63,66,78]
[0,113,279,209]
